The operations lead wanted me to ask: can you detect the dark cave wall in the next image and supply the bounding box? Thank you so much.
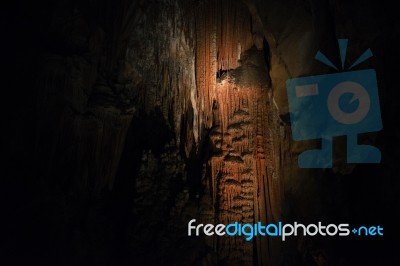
[3,0,400,265]
[248,0,400,264]
[4,1,144,265]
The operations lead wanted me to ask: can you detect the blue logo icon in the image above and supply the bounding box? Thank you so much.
[286,39,382,168]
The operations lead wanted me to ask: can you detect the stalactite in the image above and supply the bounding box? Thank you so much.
[127,0,200,154]
[190,1,284,264]
[202,54,284,266]
[126,1,284,264]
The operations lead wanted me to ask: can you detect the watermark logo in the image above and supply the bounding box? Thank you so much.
[188,219,384,241]
[286,39,382,168]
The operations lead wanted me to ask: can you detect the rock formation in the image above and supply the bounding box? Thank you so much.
[4,0,400,265]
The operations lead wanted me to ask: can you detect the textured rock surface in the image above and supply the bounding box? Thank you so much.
[4,0,400,265]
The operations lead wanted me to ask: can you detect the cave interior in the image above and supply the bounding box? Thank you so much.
[3,0,400,265]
